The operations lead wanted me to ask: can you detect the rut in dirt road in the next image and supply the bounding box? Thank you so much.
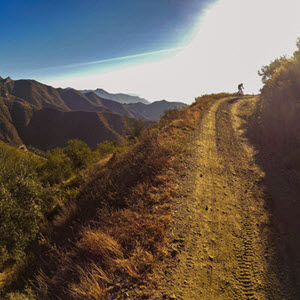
[216,98,261,300]
[161,96,293,300]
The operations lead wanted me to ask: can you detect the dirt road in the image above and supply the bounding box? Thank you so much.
[160,96,296,299]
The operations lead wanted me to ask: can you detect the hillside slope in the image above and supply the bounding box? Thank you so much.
[247,45,300,296]
[2,94,299,299]
[0,78,144,149]
[3,78,136,115]
[126,100,186,121]
[0,77,184,149]
[1,93,214,300]
[0,95,140,150]
[16,109,139,150]
[80,88,150,104]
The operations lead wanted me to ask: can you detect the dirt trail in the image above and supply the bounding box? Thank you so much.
[159,96,294,299]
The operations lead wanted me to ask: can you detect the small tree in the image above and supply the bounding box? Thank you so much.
[64,139,92,170]
[96,141,121,157]
[293,37,300,61]
[44,148,73,184]
[128,119,145,141]
[258,56,288,83]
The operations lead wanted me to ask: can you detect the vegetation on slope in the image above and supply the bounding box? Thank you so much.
[0,121,142,297]
[256,38,300,168]
[0,143,59,294]
[0,94,229,299]
[249,39,300,291]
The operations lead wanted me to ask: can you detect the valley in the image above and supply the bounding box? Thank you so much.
[0,77,185,150]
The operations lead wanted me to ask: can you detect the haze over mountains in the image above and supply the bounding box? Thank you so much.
[0,76,185,150]
[80,88,150,104]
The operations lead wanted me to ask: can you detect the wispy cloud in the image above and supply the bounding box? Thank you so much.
[35,47,184,71]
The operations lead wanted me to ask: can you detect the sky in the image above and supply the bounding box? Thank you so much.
[1,0,300,103]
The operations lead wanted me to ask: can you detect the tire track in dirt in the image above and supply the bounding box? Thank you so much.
[159,96,289,299]
[216,99,260,300]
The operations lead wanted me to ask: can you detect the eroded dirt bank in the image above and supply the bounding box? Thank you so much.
[153,96,298,299]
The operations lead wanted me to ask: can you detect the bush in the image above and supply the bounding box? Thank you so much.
[42,148,73,184]
[255,38,300,155]
[258,56,289,84]
[0,145,59,262]
[41,139,93,184]
[162,107,179,119]
[64,139,92,170]
[128,119,145,141]
[96,141,122,158]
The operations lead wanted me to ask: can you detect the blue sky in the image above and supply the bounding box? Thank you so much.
[0,0,213,78]
[1,0,300,103]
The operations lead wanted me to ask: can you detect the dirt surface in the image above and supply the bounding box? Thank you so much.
[152,96,298,299]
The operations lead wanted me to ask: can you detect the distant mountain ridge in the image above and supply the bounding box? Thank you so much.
[126,100,186,121]
[80,88,150,104]
[0,77,185,150]
[0,77,138,150]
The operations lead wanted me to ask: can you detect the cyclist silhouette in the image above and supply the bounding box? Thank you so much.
[238,83,244,95]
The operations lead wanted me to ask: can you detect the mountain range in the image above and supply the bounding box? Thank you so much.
[80,88,150,104]
[0,77,185,150]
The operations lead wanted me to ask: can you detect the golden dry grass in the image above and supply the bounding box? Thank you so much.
[68,263,109,300]
[4,94,231,299]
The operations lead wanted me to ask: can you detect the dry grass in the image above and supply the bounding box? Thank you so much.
[68,263,109,300]
[78,229,123,261]
[52,199,78,228]
[5,94,229,299]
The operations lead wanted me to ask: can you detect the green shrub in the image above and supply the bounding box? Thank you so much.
[128,119,145,141]
[256,38,300,153]
[0,145,59,262]
[163,107,179,118]
[42,148,73,184]
[64,139,92,170]
[258,56,289,84]
[96,141,122,157]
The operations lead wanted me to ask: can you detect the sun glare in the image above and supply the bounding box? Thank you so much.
[46,0,300,103]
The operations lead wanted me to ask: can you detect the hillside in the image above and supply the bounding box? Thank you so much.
[84,92,137,118]
[2,78,134,114]
[0,93,139,150]
[246,42,300,296]
[0,77,184,150]
[126,100,186,121]
[80,88,150,104]
[17,109,141,150]
[0,92,217,300]
[0,95,31,146]
[1,90,300,299]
